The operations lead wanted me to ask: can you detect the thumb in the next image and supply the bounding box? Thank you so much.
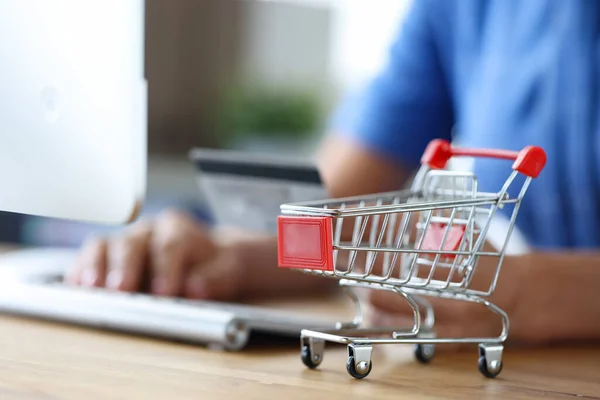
[183,251,243,301]
[366,299,470,352]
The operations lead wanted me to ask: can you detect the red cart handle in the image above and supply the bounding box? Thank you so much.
[421,139,547,178]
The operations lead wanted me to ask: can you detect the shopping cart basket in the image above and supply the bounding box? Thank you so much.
[277,139,546,379]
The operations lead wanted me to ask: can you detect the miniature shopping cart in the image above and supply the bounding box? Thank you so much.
[277,139,546,379]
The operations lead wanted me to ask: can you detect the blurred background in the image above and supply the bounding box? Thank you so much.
[0,0,411,247]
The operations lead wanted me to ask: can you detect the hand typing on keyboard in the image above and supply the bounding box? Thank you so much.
[65,209,332,301]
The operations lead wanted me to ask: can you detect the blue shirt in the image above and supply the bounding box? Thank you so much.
[331,0,600,249]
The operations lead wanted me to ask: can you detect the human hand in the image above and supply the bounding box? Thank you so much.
[66,209,332,300]
[365,251,545,351]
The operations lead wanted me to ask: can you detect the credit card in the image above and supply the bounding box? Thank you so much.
[190,148,327,234]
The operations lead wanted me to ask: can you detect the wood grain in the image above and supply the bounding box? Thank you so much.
[0,246,598,399]
[0,308,599,400]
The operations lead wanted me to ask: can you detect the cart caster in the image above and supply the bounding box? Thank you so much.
[478,344,503,378]
[414,344,435,364]
[300,337,324,369]
[346,344,373,379]
[346,356,372,379]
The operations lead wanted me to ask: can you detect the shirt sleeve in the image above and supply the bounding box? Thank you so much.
[328,0,455,169]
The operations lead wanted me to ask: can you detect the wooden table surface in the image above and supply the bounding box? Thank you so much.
[0,298,599,400]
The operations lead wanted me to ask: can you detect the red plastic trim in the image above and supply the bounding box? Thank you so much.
[511,145,547,178]
[422,223,465,259]
[420,139,546,178]
[277,216,334,271]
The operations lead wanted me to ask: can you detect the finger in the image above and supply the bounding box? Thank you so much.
[367,307,415,329]
[63,267,81,285]
[64,253,83,285]
[368,289,458,323]
[69,236,108,287]
[189,232,335,301]
[368,289,424,320]
[367,304,497,353]
[368,290,503,339]
[105,220,153,292]
[149,210,216,296]
[149,218,187,296]
[183,252,241,301]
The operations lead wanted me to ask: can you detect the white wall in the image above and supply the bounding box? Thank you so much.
[329,0,412,91]
[239,0,333,86]
[240,0,412,93]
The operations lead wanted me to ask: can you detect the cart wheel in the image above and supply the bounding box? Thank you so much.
[414,344,435,364]
[346,356,372,379]
[478,343,503,378]
[478,356,503,379]
[301,345,321,369]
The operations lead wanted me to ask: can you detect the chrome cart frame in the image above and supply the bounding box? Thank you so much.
[277,139,546,379]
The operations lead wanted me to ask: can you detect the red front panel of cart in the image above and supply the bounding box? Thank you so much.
[277,216,334,271]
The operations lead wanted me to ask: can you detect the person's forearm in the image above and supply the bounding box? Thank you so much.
[316,135,412,199]
[316,135,416,243]
[517,251,600,343]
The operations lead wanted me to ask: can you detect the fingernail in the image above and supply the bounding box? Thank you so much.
[80,269,97,287]
[106,270,123,290]
[151,278,169,296]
